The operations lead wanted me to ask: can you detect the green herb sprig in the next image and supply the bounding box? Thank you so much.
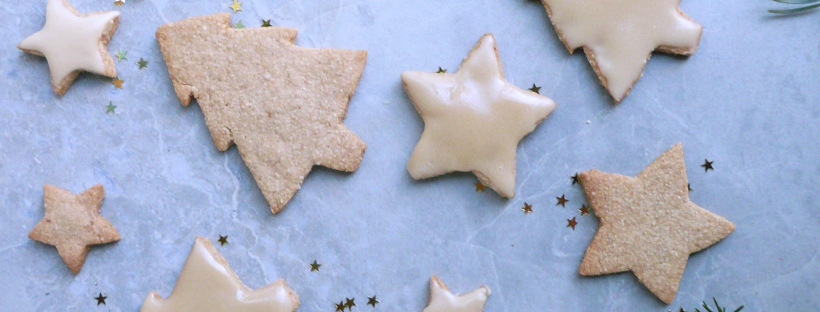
[769,0,820,14]
[692,298,744,312]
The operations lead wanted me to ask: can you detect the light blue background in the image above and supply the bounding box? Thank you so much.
[1,0,818,311]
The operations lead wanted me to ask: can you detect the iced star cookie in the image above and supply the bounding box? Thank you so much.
[18,0,119,95]
[29,184,120,274]
[422,275,490,312]
[141,237,299,312]
[539,0,702,102]
[156,14,367,214]
[402,34,557,198]
[578,143,735,303]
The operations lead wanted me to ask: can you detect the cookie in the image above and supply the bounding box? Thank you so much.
[29,184,120,274]
[156,14,367,214]
[18,0,119,96]
[422,275,490,312]
[141,237,299,312]
[401,34,556,198]
[539,0,702,102]
[578,143,735,303]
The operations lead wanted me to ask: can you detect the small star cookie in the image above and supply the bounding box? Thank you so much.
[539,0,702,102]
[29,184,120,274]
[156,14,367,214]
[422,275,490,312]
[18,0,120,95]
[402,34,557,198]
[578,143,735,303]
[141,237,299,312]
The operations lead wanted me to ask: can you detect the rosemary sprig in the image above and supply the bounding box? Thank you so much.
[769,0,820,14]
[691,298,744,312]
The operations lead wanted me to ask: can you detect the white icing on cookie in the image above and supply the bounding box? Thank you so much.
[402,34,556,198]
[542,0,702,101]
[140,237,298,312]
[422,275,490,312]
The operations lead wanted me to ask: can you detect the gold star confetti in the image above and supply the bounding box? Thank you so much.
[229,0,242,13]
[114,0,124,7]
[112,77,124,89]
[261,19,272,27]
[521,202,533,214]
[701,159,714,172]
[335,301,346,312]
[567,217,578,230]
[474,182,486,192]
[310,260,321,272]
[529,84,541,94]
[105,101,116,114]
[436,67,447,74]
[95,293,107,306]
[556,194,569,207]
[217,235,228,246]
[367,296,379,307]
[116,48,127,62]
[345,298,356,310]
[137,58,148,69]
[571,173,580,185]
[579,204,590,216]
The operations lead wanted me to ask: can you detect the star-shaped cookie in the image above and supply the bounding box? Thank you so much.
[402,34,557,198]
[141,237,299,312]
[578,143,735,303]
[539,0,702,102]
[18,0,119,95]
[422,275,490,312]
[156,14,367,214]
[29,184,120,274]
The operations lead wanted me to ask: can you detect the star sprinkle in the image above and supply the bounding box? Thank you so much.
[112,77,124,89]
[95,293,107,305]
[566,217,578,230]
[402,34,557,198]
[539,0,702,102]
[556,194,568,207]
[116,48,127,62]
[474,182,486,192]
[579,204,590,216]
[335,301,346,312]
[105,101,116,114]
[422,275,490,312]
[230,0,242,13]
[141,237,299,312]
[310,260,321,272]
[156,14,367,214]
[701,159,714,172]
[217,235,228,246]
[521,202,533,214]
[262,19,272,27]
[18,0,120,95]
[529,84,541,94]
[234,21,245,29]
[571,173,580,185]
[345,298,356,310]
[577,143,735,303]
[137,58,148,69]
[114,0,124,6]
[436,67,447,74]
[367,296,379,307]
[29,184,120,274]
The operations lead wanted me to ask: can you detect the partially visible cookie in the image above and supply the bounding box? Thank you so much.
[29,184,120,274]
[577,143,735,303]
[18,0,119,95]
[422,275,490,312]
[140,237,299,312]
[156,14,367,214]
[539,0,702,102]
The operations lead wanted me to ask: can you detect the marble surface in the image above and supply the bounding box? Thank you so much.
[1,0,818,311]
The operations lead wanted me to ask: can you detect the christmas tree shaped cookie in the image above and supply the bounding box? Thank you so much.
[141,237,299,312]
[156,14,367,214]
[578,143,735,303]
[539,0,702,102]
